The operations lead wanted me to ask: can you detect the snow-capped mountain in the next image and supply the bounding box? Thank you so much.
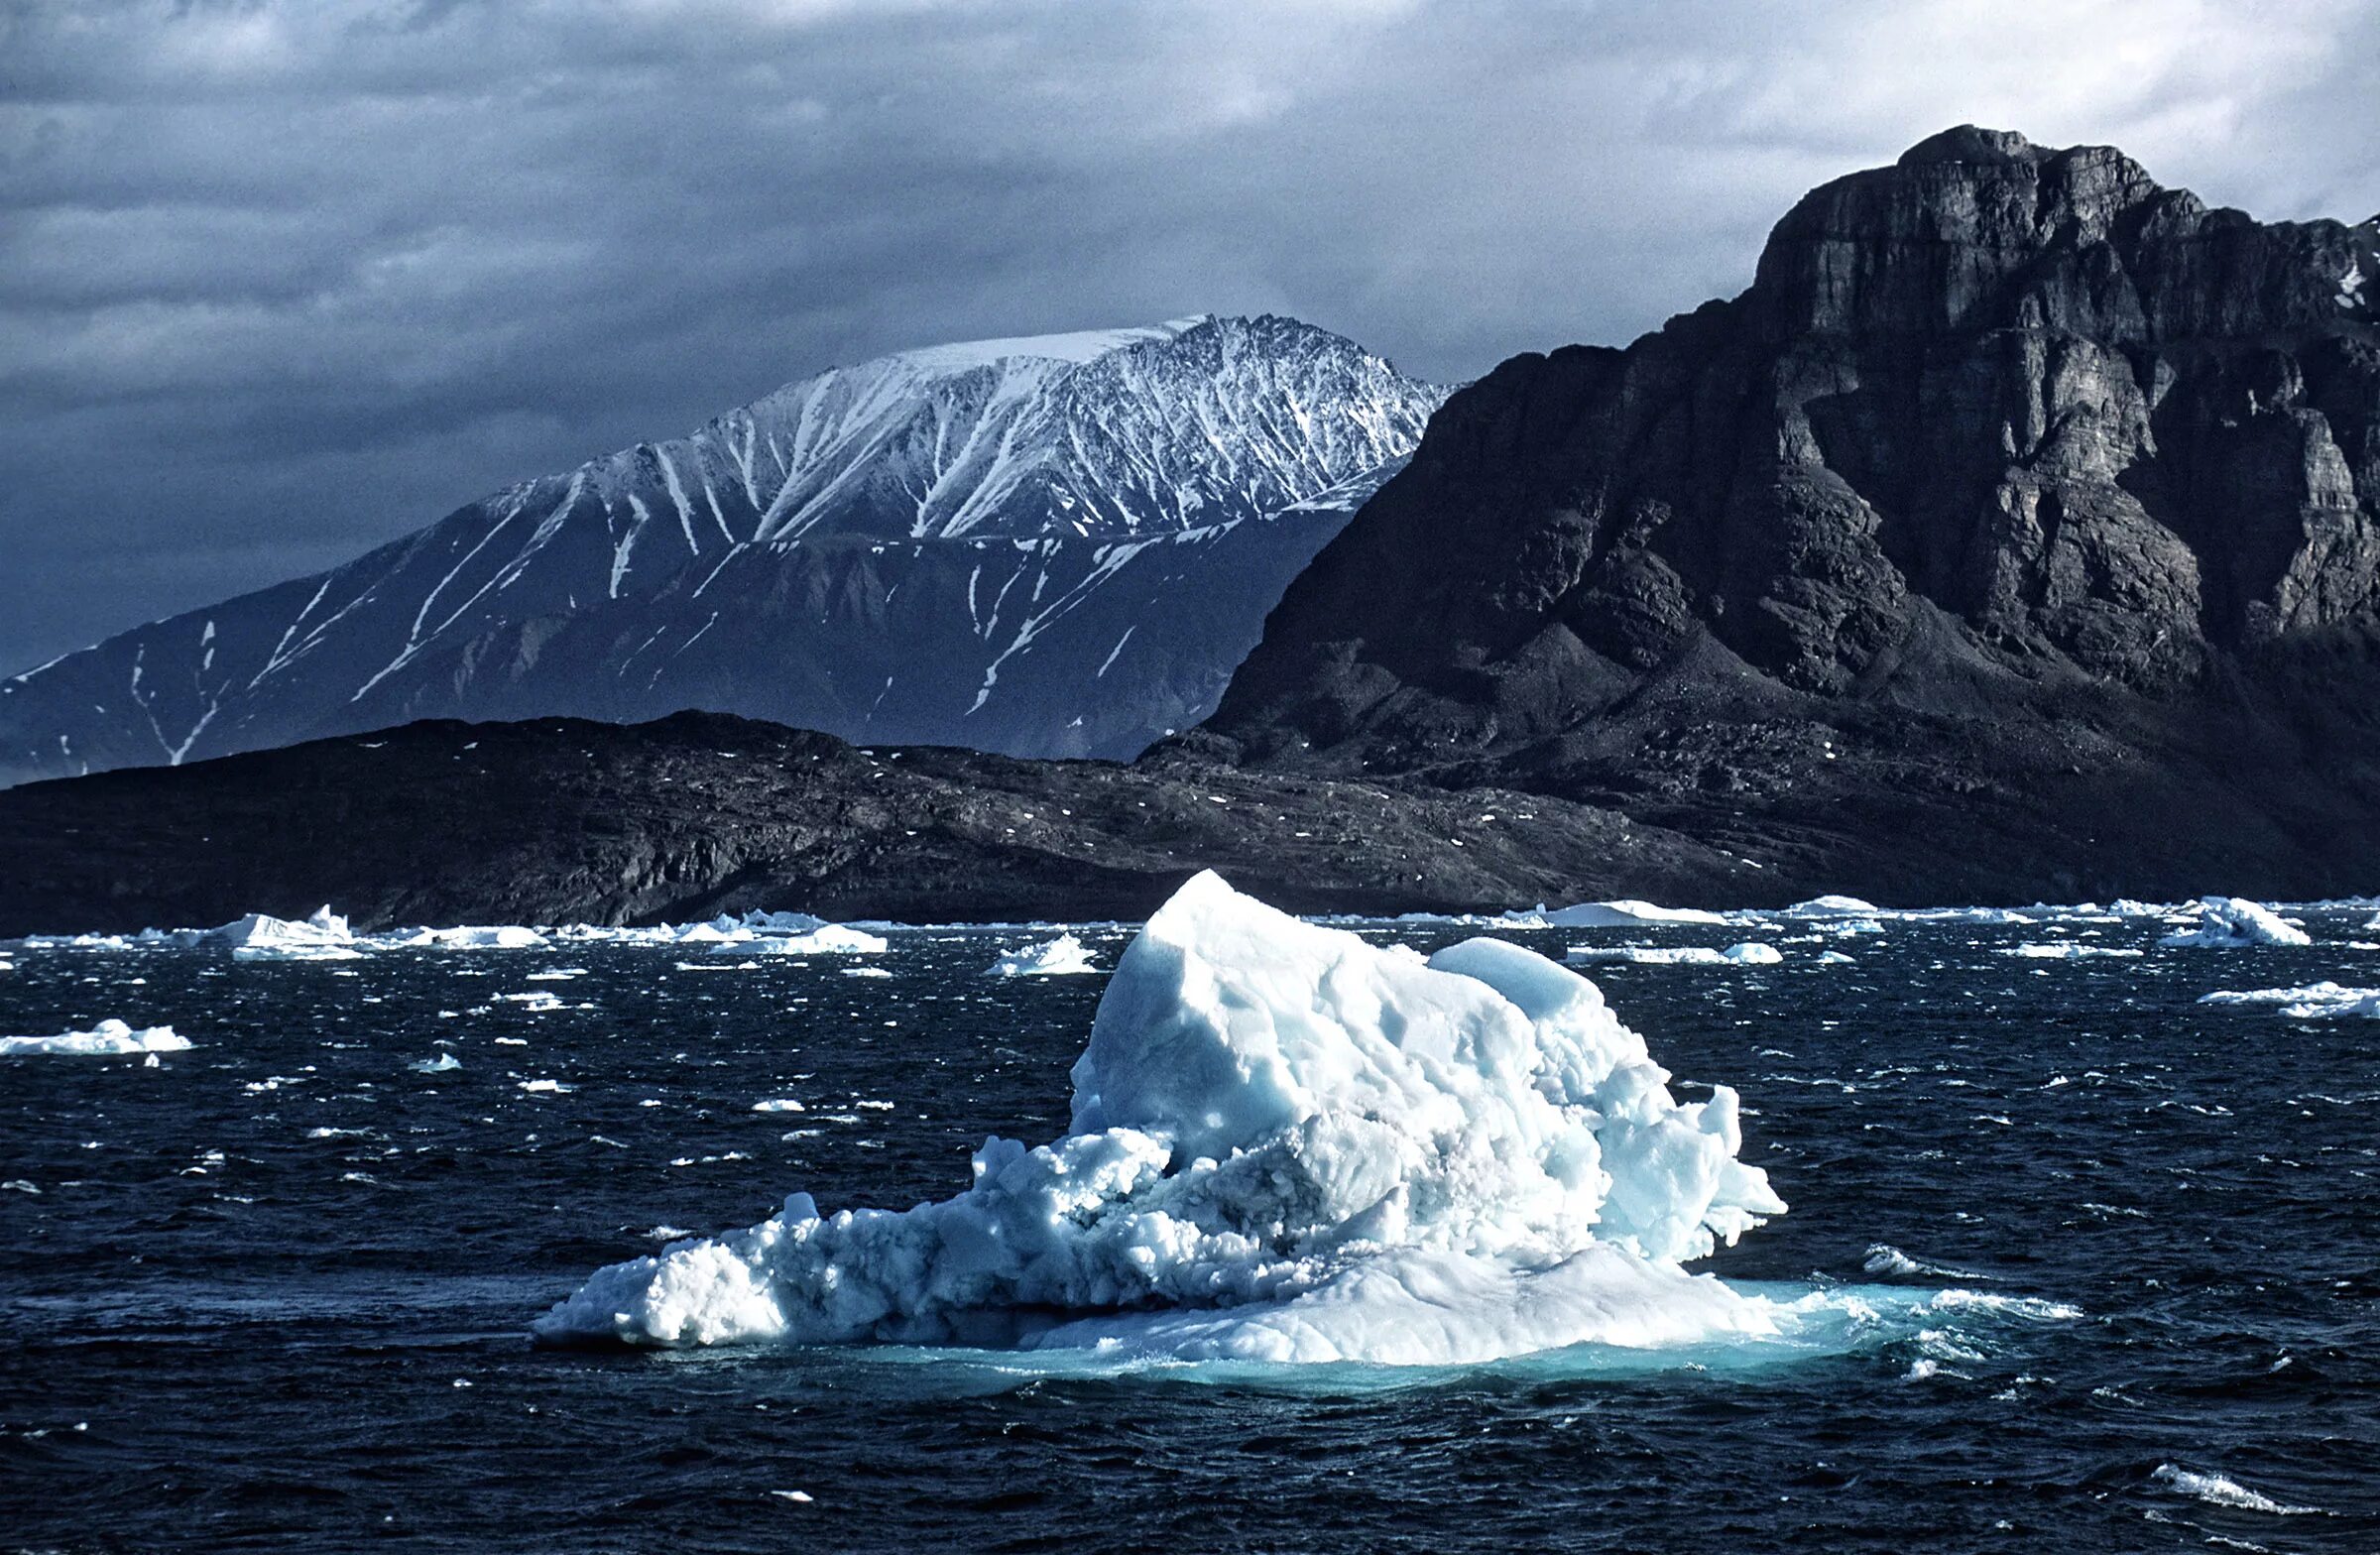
[0,314,1445,785]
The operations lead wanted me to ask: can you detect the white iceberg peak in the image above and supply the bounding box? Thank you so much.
[535,870,1786,1363]
[985,934,1099,977]
[2158,897,2311,949]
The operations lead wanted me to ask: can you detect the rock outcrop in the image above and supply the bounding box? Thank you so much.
[1202,129,2380,786]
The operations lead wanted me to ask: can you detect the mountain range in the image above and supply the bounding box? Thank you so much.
[5,127,2378,930]
[0,315,1442,785]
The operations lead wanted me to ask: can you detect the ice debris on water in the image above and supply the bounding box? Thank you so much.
[985,934,1100,977]
[2159,897,2311,949]
[732,925,889,956]
[1567,942,1781,967]
[1998,943,2144,960]
[534,871,1790,1365]
[2201,981,2380,1019]
[2,1019,189,1057]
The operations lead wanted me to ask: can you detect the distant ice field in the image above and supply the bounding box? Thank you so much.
[2,897,2376,1550]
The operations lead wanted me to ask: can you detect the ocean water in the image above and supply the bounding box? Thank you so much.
[3,911,2376,1552]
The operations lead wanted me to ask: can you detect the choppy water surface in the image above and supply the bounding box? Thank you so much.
[3,910,2376,1552]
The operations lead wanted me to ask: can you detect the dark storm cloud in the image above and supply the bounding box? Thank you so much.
[4,0,2377,670]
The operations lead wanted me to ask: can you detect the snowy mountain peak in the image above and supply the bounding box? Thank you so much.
[877,315,1213,373]
[0,313,1447,785]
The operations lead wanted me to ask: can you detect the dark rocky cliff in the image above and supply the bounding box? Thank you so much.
[1200,128,2380,794]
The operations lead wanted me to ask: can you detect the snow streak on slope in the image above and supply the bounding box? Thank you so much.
[0,316,1444,784]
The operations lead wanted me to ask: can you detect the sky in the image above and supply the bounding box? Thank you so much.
[3,0,2377,673]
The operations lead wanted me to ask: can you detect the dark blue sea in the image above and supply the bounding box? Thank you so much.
[3,908,2376,1552]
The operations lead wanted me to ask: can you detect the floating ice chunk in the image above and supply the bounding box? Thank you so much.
[536,872,1786,1362]
[409,1052,463,1073]
[1889,906,2037,926]
[739,910,829,934]
[1777,896,1882,919]
[841,966,892,979]
[1816,951,1855,966]
[1998,943,2144,960]
[2200,981,2379,1010]
[203,911,362,961]
[395,925,550,950]
[986,934,1100,977]
[2158,897,2311,949]
[736,925,890,955]
[752,1099,806,1114]
[2150,1463,2319,1516]
[494,991,567,1013]
[3,1019,189,1057]
[1566,942,1780,967]
[1537,899,1731,928]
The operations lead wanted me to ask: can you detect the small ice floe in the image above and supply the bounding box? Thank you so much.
[394,925,550,950]
[1815,950,1856,966]
[519,1078,573,1095]
[1568,942,1781,967]
[1890,905,2037,926]
[986,934,1100,977]
[2150,1463,2320,1516]
[841,966,893,979]
[1997,943,2144,960]
[494,991,567,1013]
[2200,982,2380,1019]
[206,907,362,962]
[733,925,890,956]
[2159,897,2311,949]
[1776,896,1882,919]
[752,1099,805,1114]
[410,1053,463,1074]
[1,1019,189,1057]
[1534,899,1731,928]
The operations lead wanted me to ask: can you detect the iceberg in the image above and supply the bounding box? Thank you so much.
[3,1019,189,1057]
[2158,897,2311,949]
[986,934,1100,977]
[204,908,361,961]
[1776,896,1883,919]
[1536,899,1732,928]
[536,872,1788,1364]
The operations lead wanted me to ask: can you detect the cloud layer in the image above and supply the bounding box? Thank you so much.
[4,0,2376,670]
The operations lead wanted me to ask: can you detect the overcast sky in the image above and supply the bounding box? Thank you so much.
[3,0,2376,672]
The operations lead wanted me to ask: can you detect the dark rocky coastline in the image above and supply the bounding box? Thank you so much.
[7,128,2378,932]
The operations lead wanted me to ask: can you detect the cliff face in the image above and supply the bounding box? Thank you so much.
[1203,128,2380,774]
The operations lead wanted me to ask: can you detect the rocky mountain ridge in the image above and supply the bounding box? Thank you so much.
[8,128,2380,930]
[1201,127,2380,778]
